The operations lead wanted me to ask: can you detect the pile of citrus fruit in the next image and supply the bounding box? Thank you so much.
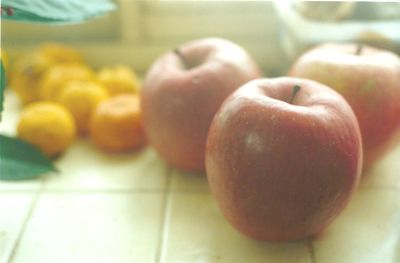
[9,43,145,157]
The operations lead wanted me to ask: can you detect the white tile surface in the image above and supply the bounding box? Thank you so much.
[160,192,310,263]
[313,189,400,263]
[11,192,164,263]
[45,143,169,191]
[0,193,36,263]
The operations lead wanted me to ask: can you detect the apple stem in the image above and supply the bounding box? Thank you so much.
[173,48,189,69]
[289,85,301,104]
[355,44,363,55]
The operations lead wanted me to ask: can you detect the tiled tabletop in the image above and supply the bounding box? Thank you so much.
[1,89,400,263]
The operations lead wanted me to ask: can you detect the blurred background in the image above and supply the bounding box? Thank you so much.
[2,1,283,76]
[3,1,398,77]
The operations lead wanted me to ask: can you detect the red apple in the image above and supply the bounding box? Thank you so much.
[141,38,262,172]
[289,43,400,170]
[206,77,362,241]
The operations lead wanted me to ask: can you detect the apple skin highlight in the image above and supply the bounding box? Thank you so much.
[141,38,262,172]
[206,77,363,241]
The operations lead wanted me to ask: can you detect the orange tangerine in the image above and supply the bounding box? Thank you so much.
[89,94,146,152]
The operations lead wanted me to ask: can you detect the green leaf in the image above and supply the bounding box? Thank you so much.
[0,60,5,115]
[1,0,116,25]
[0,134,57,181]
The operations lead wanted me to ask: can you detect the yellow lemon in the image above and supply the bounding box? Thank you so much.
[39,63,95,101]
[58,80,109,135]
[97,65,141,96]
[9,52,54,104]
[1,49,9,71]
[17,102,76,157]
[39,42,83,64]
[9,43,84,104]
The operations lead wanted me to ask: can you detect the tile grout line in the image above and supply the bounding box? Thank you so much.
[7,183,44,263]
[154,167,173,263]
[307,237,317,263]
